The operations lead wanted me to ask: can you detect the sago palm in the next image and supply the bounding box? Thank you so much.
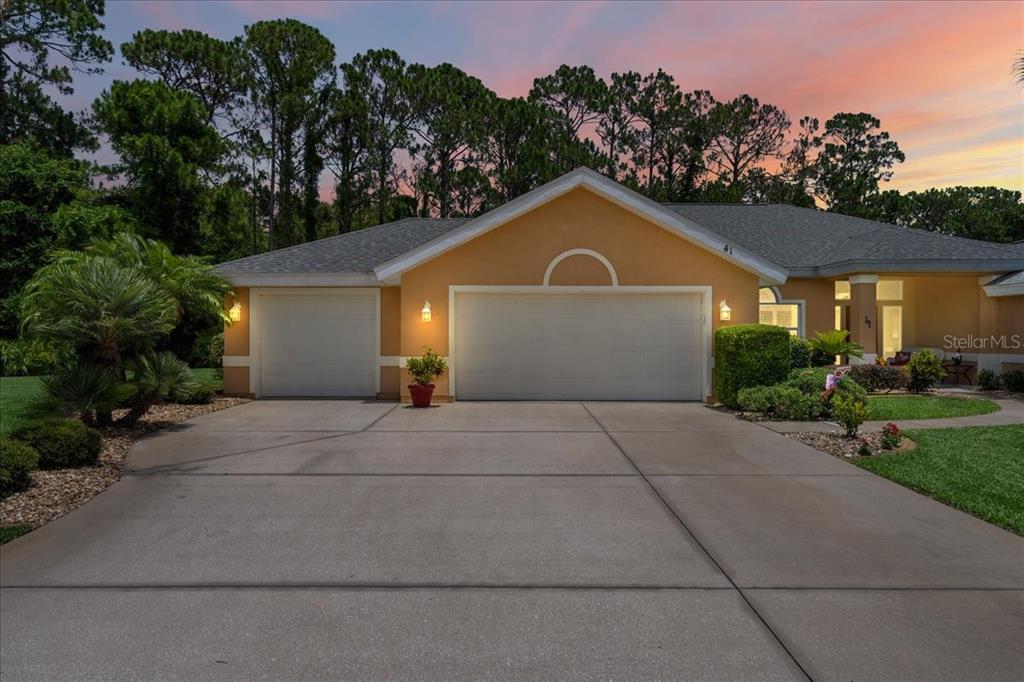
[120,350,197,425]
[808,329,864,365]
[28,364,130,427]
[20,256,178,366]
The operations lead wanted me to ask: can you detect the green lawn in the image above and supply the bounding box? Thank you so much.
[1,368,221,438]
[0,524,33,545]
[857,425,1024,535]
[0,376,42,437]
[867,394,998,421]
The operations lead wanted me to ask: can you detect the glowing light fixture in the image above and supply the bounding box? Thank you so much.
[421,300,432,322]
[228,301,242,322]
[719,300,731,321]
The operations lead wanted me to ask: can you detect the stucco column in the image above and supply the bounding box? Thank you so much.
[848,274,878,363]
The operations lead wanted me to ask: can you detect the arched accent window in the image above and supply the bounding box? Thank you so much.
[759,287,802,336]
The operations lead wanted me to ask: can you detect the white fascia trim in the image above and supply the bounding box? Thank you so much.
[222,272,380,287]
[373,167,789,284]
[983,283,1024,298]
[222,356,250,367]
[848,274,879,285]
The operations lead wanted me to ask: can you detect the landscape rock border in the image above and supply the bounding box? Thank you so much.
[0,398,249,529]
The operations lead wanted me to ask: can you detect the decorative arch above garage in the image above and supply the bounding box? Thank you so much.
[543,248,619,286]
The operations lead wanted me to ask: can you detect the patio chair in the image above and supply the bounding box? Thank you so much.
[887,351,912,367]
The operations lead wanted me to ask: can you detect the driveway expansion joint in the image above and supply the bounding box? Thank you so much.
[579,402,815,682]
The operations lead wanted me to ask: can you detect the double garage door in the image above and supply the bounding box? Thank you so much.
[255,289,705,400]
[453,291,705,401]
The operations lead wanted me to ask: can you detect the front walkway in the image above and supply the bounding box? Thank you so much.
[761,397,1024,434]
[2,401,1021,680]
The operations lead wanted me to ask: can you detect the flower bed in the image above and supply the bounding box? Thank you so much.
[0,397,247,530]
[787,430,916,460]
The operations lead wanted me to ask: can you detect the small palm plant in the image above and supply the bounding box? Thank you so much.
[808,330,864,366]
[20,234,231,426]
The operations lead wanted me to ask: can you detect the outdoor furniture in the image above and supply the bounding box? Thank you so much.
[888,351,912,367]
[942,355,974,386]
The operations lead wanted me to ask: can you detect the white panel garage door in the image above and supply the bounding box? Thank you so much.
[257,290,376,397]
[453,291,705,400]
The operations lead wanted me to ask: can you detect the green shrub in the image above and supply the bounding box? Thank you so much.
[789,336,812,370]
[848,364,908,392]
[0,439,39,494]
[738,384,823,420]
[834,394,870,437]
[406,347,447,386]
[12,420,102,469]
[1003,370,1024,393]
[786,367,833,396]
[977,369,1001,391]
[907,350,945,392]
[783,367,866,418]
[0,338,73,376]
[713,324,791,408]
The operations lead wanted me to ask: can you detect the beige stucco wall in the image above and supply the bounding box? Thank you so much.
[398,187,760,401]
[777,278,834,337]
[222,287,250,395]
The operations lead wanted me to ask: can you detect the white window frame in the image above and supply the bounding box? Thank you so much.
[758,286,805,336]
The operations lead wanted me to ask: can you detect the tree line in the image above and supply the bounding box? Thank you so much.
[2,1,1022,336]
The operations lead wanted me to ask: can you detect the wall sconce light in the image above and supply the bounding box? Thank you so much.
[421,300,432,323]
[228,301,242,322]
[864,315,871,329]
[719,300,731,321]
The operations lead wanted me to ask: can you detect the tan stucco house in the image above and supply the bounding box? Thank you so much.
[217,168,1024,401]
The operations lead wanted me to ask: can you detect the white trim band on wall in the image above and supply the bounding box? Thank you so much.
[222,356,250,367]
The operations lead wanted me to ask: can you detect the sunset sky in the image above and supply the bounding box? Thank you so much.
[77,0,1023,192]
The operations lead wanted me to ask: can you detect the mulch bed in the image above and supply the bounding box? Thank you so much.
[787,430,917,460]
[0,397,249,530]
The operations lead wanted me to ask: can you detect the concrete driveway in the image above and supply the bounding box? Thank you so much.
[1,401,1022,680]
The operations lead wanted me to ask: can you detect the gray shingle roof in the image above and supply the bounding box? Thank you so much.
[217,204,1024,279]
[217,217,469,274]
[665,204,1024,275]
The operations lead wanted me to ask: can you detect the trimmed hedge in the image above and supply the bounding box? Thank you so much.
[848,364,909,393]
[738,384,823,420]
[714,324,792,408]
[12,420,102,469]
[1,439,39,494]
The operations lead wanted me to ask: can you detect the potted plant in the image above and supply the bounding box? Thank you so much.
[405,347,447,407]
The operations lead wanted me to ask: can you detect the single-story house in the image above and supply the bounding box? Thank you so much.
[217,167,1024,401]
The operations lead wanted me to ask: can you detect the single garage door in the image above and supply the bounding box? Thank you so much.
[453,291,705,400]
[257,289,376,397]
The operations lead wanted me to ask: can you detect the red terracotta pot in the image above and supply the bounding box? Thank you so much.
[408,383,435,408]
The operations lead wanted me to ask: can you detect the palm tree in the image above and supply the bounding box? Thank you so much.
[20,256,178,366]
[808,330,864,366]
[20,235,232,426]
[1016,51,1024,86]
